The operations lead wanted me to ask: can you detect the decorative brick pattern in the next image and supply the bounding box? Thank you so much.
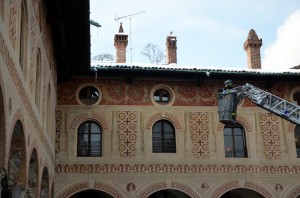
[58,181,124,198]
[55,111,62,153]
[117,111,138,158]
[259,113,281,160]
[70,113,88,130]
[69,113,109,131]
[213,181,239,198]
[288,186,300,198]
[9,0,17,49]
[29,11,37,95]
[189,112,209,158]
[139,182,167,198]
[217,115,252,133]
[57,182,89,198]
[288,123,296,133]
[244,181,272,198]
[235,115,253,132]
[171,182,200,198]
[94,182,124,198]
[146,112,181,130]
[0,31,54,164]
[91,113,109,130]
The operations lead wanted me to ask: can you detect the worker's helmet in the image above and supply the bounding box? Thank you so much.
[224,79,232,85]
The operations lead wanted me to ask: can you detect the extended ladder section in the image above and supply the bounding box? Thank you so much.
[241,83,300,125]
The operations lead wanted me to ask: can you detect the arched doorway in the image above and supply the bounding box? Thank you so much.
[28,149,38,197]
[7,120,27,197]
[148,189,191,198]
[220,188,264,198]
[70,189,114,198]
[40,167,49,198]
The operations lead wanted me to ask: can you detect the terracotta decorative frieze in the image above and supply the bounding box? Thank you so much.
[117,111,138,158]
[58,79,220,106]
[56,164,300,175]
[189,112,209,158]
[259,113,281,159]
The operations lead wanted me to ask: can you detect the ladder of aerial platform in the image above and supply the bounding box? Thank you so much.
[240,83,300,125]
[218,83,300,125]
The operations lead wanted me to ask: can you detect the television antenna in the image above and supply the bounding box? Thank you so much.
[115,11,146,63]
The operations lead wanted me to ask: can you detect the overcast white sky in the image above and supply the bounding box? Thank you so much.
[90,0,300,70]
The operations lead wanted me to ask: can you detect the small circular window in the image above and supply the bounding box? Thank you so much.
[78,85,101,105]
[151,85,175,106]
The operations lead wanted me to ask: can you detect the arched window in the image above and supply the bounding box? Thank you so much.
[224,122,248,158]
[19,0,28,74]
[35,49,41,108]
[77,121,102,157]
[47,84,51,137]
[295,125,300,158]
[152,120,176,153]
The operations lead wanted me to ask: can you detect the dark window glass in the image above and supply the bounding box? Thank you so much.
[293,92,300,105]
[295,125,300,158]
[79,86,100,105]
[77,121,102,157]
[19,0,28,71]
[152,120,176,153]
[224,123,247,158]
[154,89,170,104]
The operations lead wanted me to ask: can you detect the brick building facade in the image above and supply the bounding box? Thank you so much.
[1,1,300,198]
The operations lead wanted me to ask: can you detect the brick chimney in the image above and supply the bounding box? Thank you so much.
[114,23,128,63]
[244,29,263,69]
[166,32,177,64]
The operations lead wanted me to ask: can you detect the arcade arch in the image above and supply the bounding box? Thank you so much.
[70,189,114,198]
[220,188,264,198]
[40,167,49,198]
[148,189,191,198]
[8,120,27,197]
[27,149,38,197]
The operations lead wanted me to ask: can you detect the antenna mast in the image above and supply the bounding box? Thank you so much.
[115,11,146,63]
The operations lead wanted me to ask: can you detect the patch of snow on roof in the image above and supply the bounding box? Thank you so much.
[90,62,300,74]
